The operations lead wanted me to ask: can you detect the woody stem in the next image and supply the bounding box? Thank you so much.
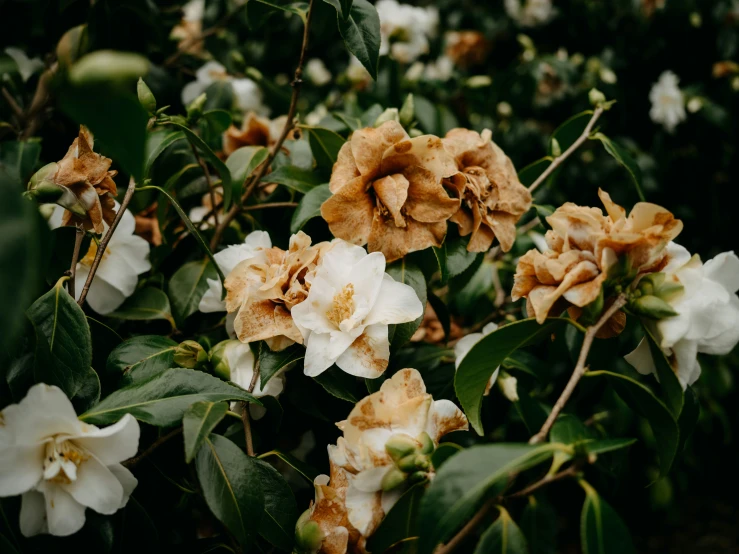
[241,354,261,457]
[66,226,85,298]
[189,142,220,227]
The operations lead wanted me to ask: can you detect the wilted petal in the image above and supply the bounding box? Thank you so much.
[336,324,390,378]
[403,165,460,223]
[368,215,446,263]
[322,176,375,246]
[350,121,409,182]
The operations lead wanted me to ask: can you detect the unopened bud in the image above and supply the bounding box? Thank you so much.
[417,432,434,455]
[210,340,234,379]
[408,470,428,484]
[56,25,88,69]
[374,107,399,126]
[69,50,149,86]
[589,87,607,107]
[466,75,492,88]
[294,510,323,552]
[550,137,562,157]
[385,434,419,462]
[498,372,519,402]
[137,78,156,114]
[630,295,678,320]
[187,92,207,121]
[381,467,407,492]
[399,94,414,127]
[174,340,208,369]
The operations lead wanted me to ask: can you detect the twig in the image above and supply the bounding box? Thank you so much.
[244,201,298,211]
[77,178,136,307]
[241,354,261,457]
[529,293,627,444]
[21,64,56,140]
[67,226,85,298]
[528,107,604,194]
[190,142,219,226]
[123,427,183,468]
[1,87,24,120]
[209,0,316,251]
[434,500,495,554]
[507,464,580,498]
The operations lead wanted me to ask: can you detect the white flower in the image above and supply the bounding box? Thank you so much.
[376,0,438,64]
[305,58,332,86]
[5,47,44,82]
[626,243,739,389]
[182,0,204,22]
[346,55,372,86]
[505,0,557,27]
[0,384,140,537]
[181,61,266,114]
[304,103,328,127]
[291,241,423,378]
[454,322,500,395]
[649,71,686,133]
[49,205,151,315]
[424,56,454,81]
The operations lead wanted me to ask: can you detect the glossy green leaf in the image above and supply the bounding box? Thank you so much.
[582,438,637,456]
[418,443,561,554]
[80,368,261,426]
[0,138,41,186]
[335,0,380,79]
[107,287,175,328]
[643,325,684,418]
[514,390,549,435]
[195,434,265,549]
[183,401,229,463]
[169,259,217,322]
[550,110,593,154]
[259,342,304,389]
[226,145,269,203]
[678,386,700,453]
[304,126,345,170]
[263,164,322,193]
[551,414,594,445]
[367,482,425,553]
[521,496,557,554]
[474,506,528,554]
[252,457,298,551]
[144,129,185,177]
[456,318,568,435]
[106,335,177,384]
[431,442,463,469]
[591,133,645,201]
[203,109,232,134]
[323,0,353,19]
[290,183,331,233]
[314,365,362,402]
[517,157,553,187]
[585,370,679,476]
[386,258,427,351]
[27,277,100,410]
[580,480,636,554]
[445,231,479,279]
[258,450,320,482]
[87,316,122,373]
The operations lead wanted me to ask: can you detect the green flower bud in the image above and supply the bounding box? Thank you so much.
[385,434,419,462]
[26,163,63,204]
[629,295,678,320]
[399,94,414,127]
[381,467,407,492]
[550,137,562,157]
[408,128,423,138]
[137,77,156,114]
[209,340,234,379]
[56,25,88,69]
[294,509,324,552]
[374,107,399,127]
[69,50,149,87]
[417,432,434,455]
[187,92,207,122]
[466,75,492,88]
[397,453,429,472]
[174,340,208,369]
[655,280,684,302]
[589,87,607,107]
[408,470,428,484]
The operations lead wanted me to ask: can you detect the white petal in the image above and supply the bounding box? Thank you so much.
[62,454,123,515]
[345,252,386,324]
[425,399,468,441]
[662,242,692,274]
[39,482,87,537]
[335,324,390,378]
[108,464,138,508]
[345,484,379,537]
[352,466,390,493]
[2,383,81,443]
[290,286,336,335]
[243,230,272,250]
[20,489,47,537]
[231,78,264,113]
[199,278,226,313]
[484,367,501,397]
[82,273,129,315]
[453,332,482,369]
[115,207,136,236]
[704,251,739,293]
[195,60,226,85]
[70,414,140,465]
[381,487,403,514]
[114,235,152,275]
[94,252,139,299]
[303,330,358,377]
[624,338,657,377]
[181,80,206,107]
[0,442,43,496]
[364,274,423,326]
[672,339,700,390]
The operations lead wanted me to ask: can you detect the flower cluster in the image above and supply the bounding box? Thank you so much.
[321,121,531,262]
[376,0,438,64]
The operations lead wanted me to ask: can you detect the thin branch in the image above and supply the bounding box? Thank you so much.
[67,226,85,298]
[77,178,137,307]
[434,500,495,554]
[1,87,24,120]
[244,201,298,211]
[209,0,316,251]
[241,352,261,457]
[528,107,604,194]
[123,427,183,469]
[190,142,219,226]
[507,465,580,498]
[529,293,627,444]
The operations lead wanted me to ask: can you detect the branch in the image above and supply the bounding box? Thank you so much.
[528,107,604,194]
[189,142,219,226]
[244,201,298,211]
[529,293,627,444]
[1,87,24,120]
[66,226,85,298]
[77,178,137,307]
[209,0,316,251]
[241,354,261,457]
[123,427,183,468]
[507,464,580,498]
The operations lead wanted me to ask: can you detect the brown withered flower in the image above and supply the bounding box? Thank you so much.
[512,189,683,325]
[445,31,490,69]
[222,112,289,157]
[442,128,532,252]
[224,231,330,351]
[321,121,461,262]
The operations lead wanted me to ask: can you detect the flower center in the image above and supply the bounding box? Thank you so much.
[43,439,89,484]
[80,241,110,267]
[326,284,355,326]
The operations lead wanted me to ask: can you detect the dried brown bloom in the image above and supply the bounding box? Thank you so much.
[712,60,739,78]
[134,205,162,246]
[445,31,490,68]
[321,121,461,262]
[442,128,532,252]
[512,189,683,324]
[222,112,289,157]
[224,231,330,351]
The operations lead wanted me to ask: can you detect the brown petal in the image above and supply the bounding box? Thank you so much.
[233,299,303,344]
[368,213,446,262]
[321,176,374,246]
[350,121,408,182]
[487,211,518,252]
[466,219,495,252]
[372,173,409,228]
[403,165,460,223]
[380,135,459,180]
[329,142,361,193]
[597,188,626,222]
[526,260,600,323]
[449,206,475,237]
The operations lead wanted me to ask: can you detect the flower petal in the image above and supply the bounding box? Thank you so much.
[2,383,81,444]
[321,176,375,247]
[335,324,390,378]
[20,489,47,537]
[39,481,87,537]
[71,414,140,465]
[62,454,123,515]
[426,399,469,441]
[108,463,138,508]
[0,442,43,496]
[624,338,656,377]
[352,466,390,493]
[704,251,739,293]
[303,330,357,377]
[365,274,423,326]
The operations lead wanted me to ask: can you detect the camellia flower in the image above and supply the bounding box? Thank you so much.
[504,0,557,27]
[376,0,438,64]
[222,112,287,157]
[291,241,423,378]
[181,61,265,114]
[442,128,532,252]
[5,46,44,81]
[0,384,140,537]
[170,0,204,56]
[649,71,686,133]
[445,31,490,69]
[512,189,682,324]
[625,244,739,389]
[48,204,151,314]
[326,368,468,540]
[225,231,330,351]
[305,58,333,86]
[455,322,500,394]
[28,126,118,234]
[423,56,454,81]
[321,120,461,262]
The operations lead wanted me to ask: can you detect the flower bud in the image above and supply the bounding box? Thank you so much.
[399,94,414,127]
[26,163,62,201]
[408,470,428,484]
[187,92,207,121]
[629,295,678,320]
[381,467,407,492]
[294,509,324,552]
[385,434,419,462]
[209,340,234,379]
[589,87,607,107]
[497,371,519,402]
[137,77,156,114]
[374,107,399,127]
[174,340,208,369]
[397,453,429,472]
[466,75,492,88]
[550,137,562,157]
[69,50,149,87]
[417,431,434,455]
[56,25,88,69]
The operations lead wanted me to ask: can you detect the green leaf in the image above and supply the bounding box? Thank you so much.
[314,365,362,402]
[0,138,41,186]
[80,368,261,426]
[195,435,265,550]
[386,258,427,351]
[581,438,637,456]
[203,109,232,134]
[252,457,298,551]
[517,157,553,187]
[367,482,425,553]
[677,387,700,453]
[144,129,185,177]
[474,506,528,554]
[643,325,684,418]
[106,335,177,384]
[27,277,100,410]
[107,287,175,328]
[418,443,561,554]
[456,318,569,435]
[591,133,645,202]
[253,0,308,22]
[290,183,331,233]
[521,496,557,554]
[169,259,217,322]
[258,450,320,482]
[264,165,322,193]
[431,442,463,469]
[579,480,636,554]
[513,390,549,435]
[87,316,122,372]
[304,126,346,170]
[335,0,380,80]
[550,110,594,154]
[226,145,269,204]
[183,401,229,463]
[445,231,479,279]
[585,370,679,476]
[323,0,353,20]
[259,342,304,389]
[551,414,594,445]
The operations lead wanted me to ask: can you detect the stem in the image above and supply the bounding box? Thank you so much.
[77,178,136,307]
[529,294,627,444]
[67,226,85,298]
[528,107,604,194]
[190,142,220,226]
[209,0,315,251]
[1,86,24,120]
[507,465,579,498]
[434,501,494,554]
[123,427,183,468]
[241,354,261,457]
[243,201,298,211]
